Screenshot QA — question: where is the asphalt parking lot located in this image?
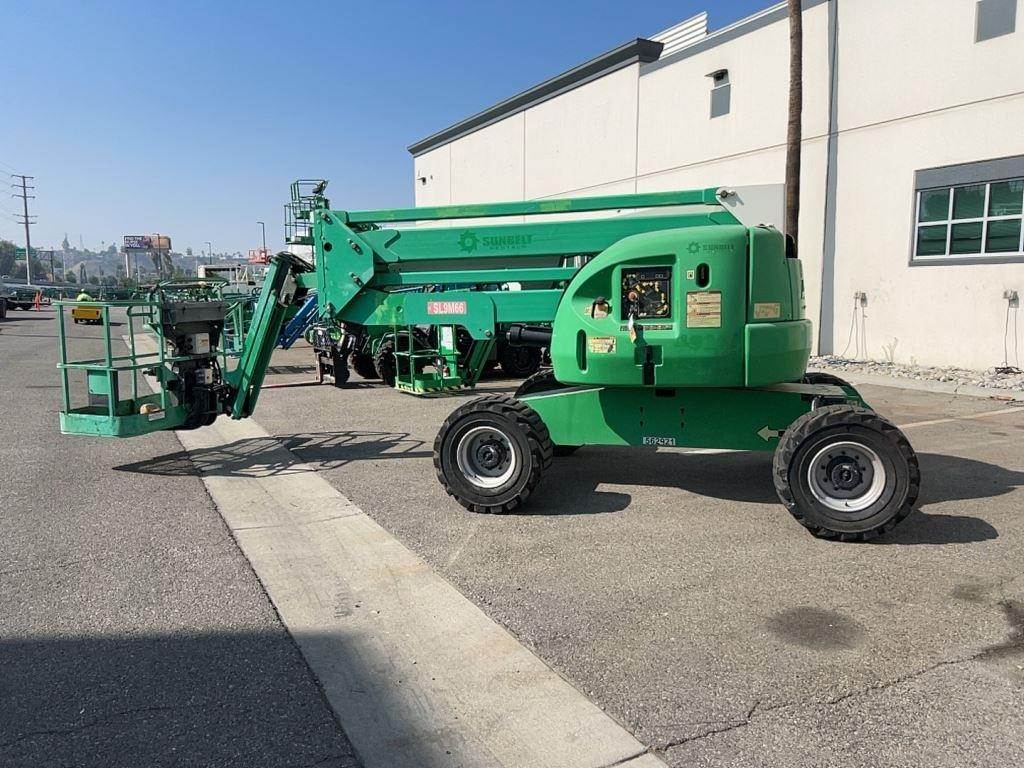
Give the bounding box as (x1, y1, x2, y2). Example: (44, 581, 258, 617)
(217, 343, 1023, 767)
(3, 309, 1023, 767)
(0, 308, 360, 768)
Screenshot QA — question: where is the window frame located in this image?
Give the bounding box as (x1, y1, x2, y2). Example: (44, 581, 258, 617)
(909, 157, 1024, 266)
(708, 69, 730, 119)
(975, 0, 1017, 43)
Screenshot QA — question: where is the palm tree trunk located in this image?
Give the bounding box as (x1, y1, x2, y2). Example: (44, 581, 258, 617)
(785, 0, 804, 247)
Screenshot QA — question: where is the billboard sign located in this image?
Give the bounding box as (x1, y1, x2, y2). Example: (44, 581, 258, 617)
(124, 234, 171, 250)
(124, 235, 151, 250)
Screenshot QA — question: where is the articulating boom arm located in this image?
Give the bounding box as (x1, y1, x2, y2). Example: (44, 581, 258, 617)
(223, 252, 313, 419)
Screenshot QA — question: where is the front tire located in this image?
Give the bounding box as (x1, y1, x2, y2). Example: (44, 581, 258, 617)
(773, 405, 919, 541)
(515, 369, 579, 456)
(434, 395, 552, 514)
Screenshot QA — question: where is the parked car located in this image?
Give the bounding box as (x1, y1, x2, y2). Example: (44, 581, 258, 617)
(6, 286, 41, 311)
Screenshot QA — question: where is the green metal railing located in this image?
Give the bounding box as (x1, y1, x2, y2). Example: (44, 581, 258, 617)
(55, 277, 236, 437)
(55, 298, 194, 436)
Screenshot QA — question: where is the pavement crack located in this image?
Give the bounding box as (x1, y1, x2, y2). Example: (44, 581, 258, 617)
(655, 699, 761, 751)
(596, 747, 652, 768)
(0, 706, 175, 751)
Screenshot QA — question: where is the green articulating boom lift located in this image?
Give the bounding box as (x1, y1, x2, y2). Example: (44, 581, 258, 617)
(56, 182, 919, 540)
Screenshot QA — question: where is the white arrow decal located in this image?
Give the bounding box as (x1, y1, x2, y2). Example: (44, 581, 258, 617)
(757, 425, 784, 441)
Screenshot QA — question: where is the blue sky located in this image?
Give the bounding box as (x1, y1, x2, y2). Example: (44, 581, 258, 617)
(0, 0, 773, 256)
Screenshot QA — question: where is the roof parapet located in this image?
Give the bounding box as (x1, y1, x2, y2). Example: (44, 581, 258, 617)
(407, 37, 664, 157)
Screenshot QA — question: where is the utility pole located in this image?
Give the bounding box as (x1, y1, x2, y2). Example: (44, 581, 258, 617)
(784, 0, 803, 246)
(10, 174, 36, 286)
(257, 221, 266, 254)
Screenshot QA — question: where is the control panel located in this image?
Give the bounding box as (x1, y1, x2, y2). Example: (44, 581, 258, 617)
(620, 267, 672, 320)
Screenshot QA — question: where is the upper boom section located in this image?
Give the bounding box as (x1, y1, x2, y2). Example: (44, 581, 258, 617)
(344, 187, 725, 225)
(293, 181, 747, 327)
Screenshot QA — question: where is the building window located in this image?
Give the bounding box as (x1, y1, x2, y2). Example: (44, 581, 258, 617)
(708, 70, 730, 118)
(913, 176, 1024, 263)
(976, 0, 1017, 42)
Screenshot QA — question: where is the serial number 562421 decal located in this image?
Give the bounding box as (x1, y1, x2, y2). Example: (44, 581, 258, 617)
(641, 436, 677, 446)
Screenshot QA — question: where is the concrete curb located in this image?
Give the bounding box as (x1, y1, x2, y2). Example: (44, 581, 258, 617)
(808, 368, 1024, 402)
(128, 334, 666, 768)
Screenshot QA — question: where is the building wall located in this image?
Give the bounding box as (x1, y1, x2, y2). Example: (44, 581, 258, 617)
(413, 0, 1024, 370)
(828, 0, 1024, 368)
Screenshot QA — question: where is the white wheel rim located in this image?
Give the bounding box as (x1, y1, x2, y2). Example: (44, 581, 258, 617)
(456, 426, 518, 489)
(807, 440, 886, 513)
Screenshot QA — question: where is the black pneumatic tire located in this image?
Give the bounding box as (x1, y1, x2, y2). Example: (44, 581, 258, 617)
(373, 331, 425, 388)
(434, 395, 553, 514)
(514, 368, 558, 397)
(373, 339, 398, 387)
(351, 351, 378, 380)
(498, 343, 543, 378)
(773, 404, 919, 541)
(514, 370, 579, 456)
(802, 372, 852, 389)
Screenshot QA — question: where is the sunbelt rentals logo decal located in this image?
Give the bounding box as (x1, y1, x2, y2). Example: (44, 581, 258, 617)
(687, 240, 735, 254)
(458, 229, 533, 254)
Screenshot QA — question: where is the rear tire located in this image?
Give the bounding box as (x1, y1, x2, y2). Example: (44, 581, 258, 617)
(374, 331, 425, 387)
(434, 395, 552, 513)
(351, 351, 378, 380)
(802, 371, 852, 389)
(498, 344, 542, 378)
(773, 404, 919, 541)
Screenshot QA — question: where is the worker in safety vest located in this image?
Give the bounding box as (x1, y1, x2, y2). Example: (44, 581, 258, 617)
(76, 290, 93, 301)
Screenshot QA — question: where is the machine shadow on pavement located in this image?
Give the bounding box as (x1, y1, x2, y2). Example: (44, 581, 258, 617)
(117, 431, 1017, 545)
(115, 430, 432, 478)
(538, 448, 1014, 544)
(0, 630, 362, 768)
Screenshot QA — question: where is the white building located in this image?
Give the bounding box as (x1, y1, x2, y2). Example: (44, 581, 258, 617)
(407, 0, 1023, 370)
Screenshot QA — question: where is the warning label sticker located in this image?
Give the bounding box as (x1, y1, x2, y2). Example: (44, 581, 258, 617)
(427, 300, 467, 315)
(754, 302, 781, 320)
(686, 291, 722, 328)
(588, 336, 616, 354)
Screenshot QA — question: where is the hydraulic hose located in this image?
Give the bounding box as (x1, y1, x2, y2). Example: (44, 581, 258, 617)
(504, 325, 553, 347)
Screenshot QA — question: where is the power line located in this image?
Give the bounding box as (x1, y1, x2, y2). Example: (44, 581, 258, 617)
(10, 174, 37, 286)
(0, 158, 24, 175)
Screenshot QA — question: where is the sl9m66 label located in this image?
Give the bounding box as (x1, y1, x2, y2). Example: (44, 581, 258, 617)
(427, 300, 467, 315)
